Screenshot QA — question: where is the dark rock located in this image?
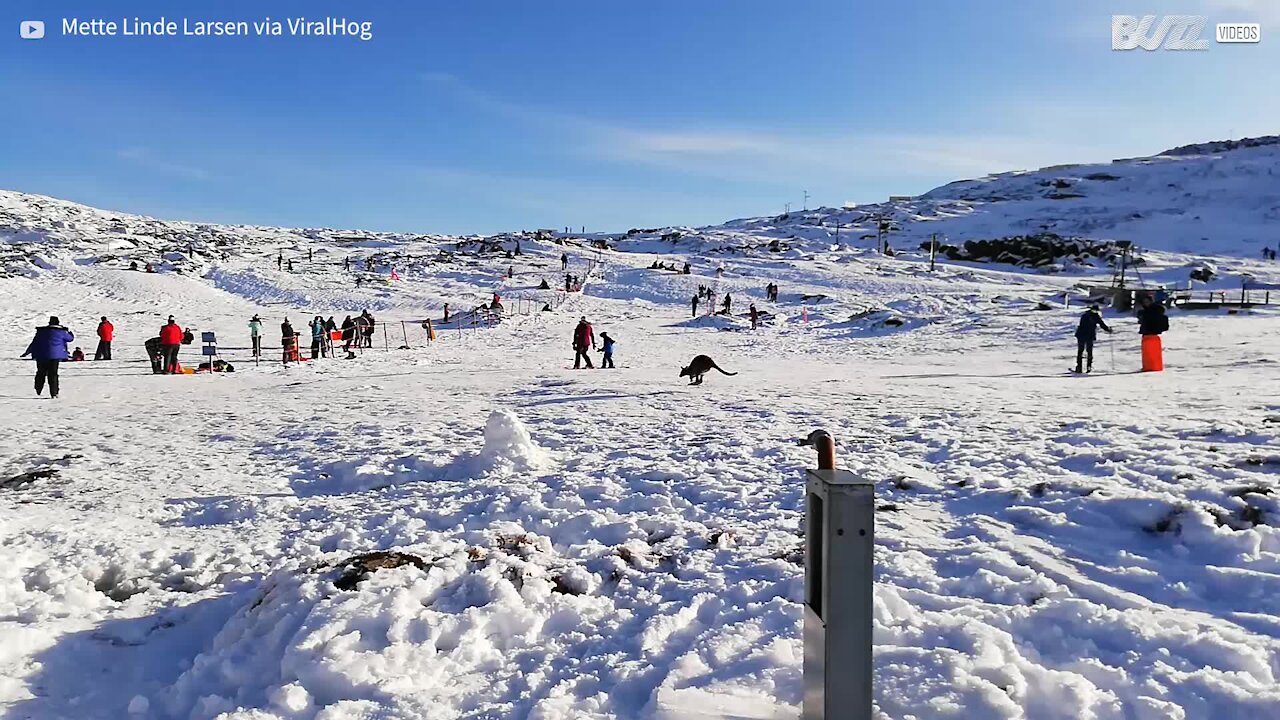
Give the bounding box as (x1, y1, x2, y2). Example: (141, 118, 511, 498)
(1, 468, 56, 491)
(334, 551, 426, 591)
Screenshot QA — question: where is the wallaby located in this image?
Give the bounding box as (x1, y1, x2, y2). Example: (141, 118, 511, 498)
(679, 354, 737, 385)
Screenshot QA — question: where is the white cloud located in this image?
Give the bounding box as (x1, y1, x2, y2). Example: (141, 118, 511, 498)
(116, 147, 210, 181)
(419, 73, 1099, 189)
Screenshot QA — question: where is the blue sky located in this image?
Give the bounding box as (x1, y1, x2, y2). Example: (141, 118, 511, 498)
(2, 0, 1275, 234)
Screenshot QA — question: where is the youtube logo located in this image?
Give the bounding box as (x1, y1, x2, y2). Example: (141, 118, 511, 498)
(20, 20, 45, 39)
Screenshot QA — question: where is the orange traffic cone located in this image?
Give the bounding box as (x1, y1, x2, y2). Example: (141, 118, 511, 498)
(1141, 335, 1163, 372)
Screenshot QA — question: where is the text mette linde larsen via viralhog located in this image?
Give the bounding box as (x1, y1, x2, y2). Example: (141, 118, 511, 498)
(61, 16, 374, 40)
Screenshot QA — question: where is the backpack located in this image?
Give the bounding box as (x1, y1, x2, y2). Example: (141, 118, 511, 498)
(1157, 312, 1169, 334)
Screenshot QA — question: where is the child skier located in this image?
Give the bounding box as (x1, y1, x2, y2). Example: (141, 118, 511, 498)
(599, 332, 616, 369)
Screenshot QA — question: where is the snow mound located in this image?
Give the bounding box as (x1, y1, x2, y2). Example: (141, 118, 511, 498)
(476, 409, 548, 475)
(673, 314, 750, 331)
(159, 548, 612, 720)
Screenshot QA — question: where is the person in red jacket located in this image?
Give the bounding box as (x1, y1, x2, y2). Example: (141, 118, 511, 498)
(572, 316, 596, 369)
(158, 316, 184, 374)
(95, 316, 114, 360)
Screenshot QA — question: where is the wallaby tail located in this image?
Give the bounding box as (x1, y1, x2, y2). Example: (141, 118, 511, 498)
(711, 362, 737, 376)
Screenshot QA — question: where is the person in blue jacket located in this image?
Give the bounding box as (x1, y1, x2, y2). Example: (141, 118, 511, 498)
(21, 316, 74, 398)
(599, 332, 616, 369)
(1073, 304, 1112, 374)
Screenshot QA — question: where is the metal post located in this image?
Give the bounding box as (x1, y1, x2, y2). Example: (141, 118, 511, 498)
(798, 430, 873, 720)
(929, 234, 937, 272)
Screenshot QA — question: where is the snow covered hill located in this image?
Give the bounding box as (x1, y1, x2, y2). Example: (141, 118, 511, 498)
(1, 138, 1278, 720)
(616, 136, 1280, 264)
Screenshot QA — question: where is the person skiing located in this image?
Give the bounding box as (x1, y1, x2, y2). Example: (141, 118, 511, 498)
(325, 316, 337, 355)
(599, 332, 616, 369)
(277, 253, 283, 270)
(95, 316, 114, 360)
(561, 253, 568, 271)
(308, 248, 314, 262)
(565, 274, 572, 292)
(1073, 304, 1112, 374)
(683, 262, 691, 274)
(309, 316, 326, 359)
(158, 316, 184, 374)
(21, 316, 74, 398)
(144, 336, 163, 374)
(1137, 294, 1169, 372)
(281, 317, 296, 364)
(572, 316, 596, 369)
(248, 314, 263, 358)
(750, 303, 759, 330)
(692, 294, 700, 318)
(722, 293, 732, 315)
(345, 256, 351, 271)
(286, 259, 294, 272)
(443, 304, 451, 324)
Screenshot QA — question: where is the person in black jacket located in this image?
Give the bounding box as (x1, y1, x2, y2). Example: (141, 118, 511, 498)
(1137, 295, 1168, 336)
(281, 318, 296, 365)
(144, 337, 164, 374)
(1136, 294, 1170, 372)
(1073, 304, 1112, 373)
(341, 315, 357, 356)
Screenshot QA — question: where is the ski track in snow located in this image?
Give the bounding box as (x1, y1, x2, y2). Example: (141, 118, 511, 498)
(1, 170, 1279, 720)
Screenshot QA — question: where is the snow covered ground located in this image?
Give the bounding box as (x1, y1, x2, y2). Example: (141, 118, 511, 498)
(1, 140, 1278, 720)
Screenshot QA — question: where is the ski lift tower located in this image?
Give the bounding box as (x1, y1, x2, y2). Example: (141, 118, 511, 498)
(1111, 241, 1144, 311)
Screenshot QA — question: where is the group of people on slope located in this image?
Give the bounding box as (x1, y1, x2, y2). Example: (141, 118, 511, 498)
(20, 314, 193, 398)
(265, 311, 376, 365)
(1073, 294, 1169, 374)
(690, 289, 735, 318)
(571, 317, 616, 369)
(21, 316, 114, 383)
(649, 260, 691, 274)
